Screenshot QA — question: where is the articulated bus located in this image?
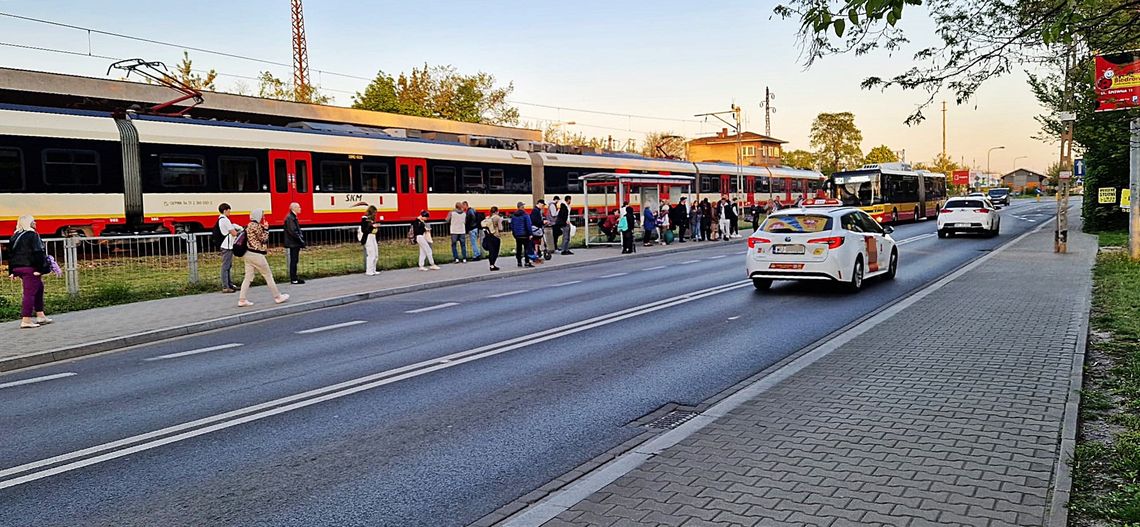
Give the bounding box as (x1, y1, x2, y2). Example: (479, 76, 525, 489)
(829, 163, 947, 224)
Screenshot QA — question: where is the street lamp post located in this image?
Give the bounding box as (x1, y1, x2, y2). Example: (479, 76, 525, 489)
(1012, 155, 1028, 170)
(987, 146, 1006, 187)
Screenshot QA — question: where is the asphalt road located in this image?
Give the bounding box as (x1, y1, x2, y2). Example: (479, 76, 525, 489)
(0, 199, 1062, 527)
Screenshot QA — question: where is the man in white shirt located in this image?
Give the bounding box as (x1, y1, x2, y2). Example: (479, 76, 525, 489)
(216, 203, 240, 293)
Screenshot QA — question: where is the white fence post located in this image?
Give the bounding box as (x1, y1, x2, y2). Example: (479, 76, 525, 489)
(186, 233, 199, 285)
(64, 237, 79, 296)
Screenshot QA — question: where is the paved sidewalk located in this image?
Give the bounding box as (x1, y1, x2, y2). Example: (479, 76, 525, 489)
(533, 224, 1095, 526)
(0, 237, 729, 372)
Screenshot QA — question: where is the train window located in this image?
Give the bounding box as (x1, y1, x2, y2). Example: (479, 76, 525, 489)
(414, 165, 425, 193)
(43, 149, 100, 186)
(790, 179, 803, 192)
(567, 172, 581, 193)
(729, 177, 739, 193)
(0, 148, 24, 191)
(361, 163, 390, 192)
(431, 166, 456, 193)
(488, 169, 505, 191)
(462, 167, 484, 192)
(159, 155, 207, 188)
(295, 159, 309, 193)
(758, 176, 770, 193)
(219, 157, 259, 192)
(319, 161, 352, 192)
(700, 175, 720, 193)
(274, 158, 288, 193)
(771, 177, 787, 193)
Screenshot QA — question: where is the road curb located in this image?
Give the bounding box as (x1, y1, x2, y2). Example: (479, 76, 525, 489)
(0, 239, 726, 373)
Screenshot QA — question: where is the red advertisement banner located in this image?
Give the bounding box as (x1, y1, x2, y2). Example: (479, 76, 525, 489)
(952, 170, 970, 186)
(1096, 51, 1140, 112)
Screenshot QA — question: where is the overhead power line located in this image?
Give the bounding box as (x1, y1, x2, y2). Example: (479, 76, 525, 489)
(510, 100, 702, 124)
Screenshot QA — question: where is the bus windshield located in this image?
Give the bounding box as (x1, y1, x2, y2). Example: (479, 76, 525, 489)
(831, 171, 880, 207)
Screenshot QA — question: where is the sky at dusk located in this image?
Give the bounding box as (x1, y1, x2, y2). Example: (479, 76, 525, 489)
(0, 0, 1060, 174)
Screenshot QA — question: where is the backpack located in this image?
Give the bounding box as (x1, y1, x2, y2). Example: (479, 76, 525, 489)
(617, 216, 628, 231)
(231, 231, 248, 257)
(211, 215, 225, 245)
(407, 223, 417, 245)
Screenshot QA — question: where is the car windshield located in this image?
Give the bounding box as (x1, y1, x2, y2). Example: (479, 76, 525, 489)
(761, 214, 833, 233)
(988, 189, 1009, 196)
(946, 199, 985, 208)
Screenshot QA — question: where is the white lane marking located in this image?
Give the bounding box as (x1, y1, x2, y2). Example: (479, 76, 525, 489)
(738, 250, 747, 254)
(550, 280, 582, 287)
(488, 289, 529, 298)
(642, 266, 666, 271)
(295, 320, 367, 334)
(0, 372, 77, 390)
(707, 255, 727, 260)
(0, 280, 751, 490)
(405, 302, 460, 314)
(727, 316, 740, 321)
(502, 213, 1057, 527)
(599, 272, 628, 278)
(144, 343, 244, 361)
(680, 260, 701, 265)
(897, 233, 936, 245)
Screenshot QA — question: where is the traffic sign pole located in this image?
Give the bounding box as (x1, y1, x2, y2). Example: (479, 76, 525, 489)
(1130, 118, 1140, 260)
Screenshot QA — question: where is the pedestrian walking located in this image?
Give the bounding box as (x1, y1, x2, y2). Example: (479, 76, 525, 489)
(238, 209, 289, 307)
(360, 205, 379, 276)
(284, 202, 306, 284)
(510, 202, 535, 268)
(620, 204, 637, 254)
(446, 202, 469, 263)
(7, 215, 54, 328)
(464, 201, 482, 261)
(214, 203, 240, 293)
(558, 195, 574, 255)
(642, 206, 657, 247)
(542, 198, 556, 259)
(699, 198, 712, 241)
(413, 210, 440, 271)
(727, 199, 740, 238)
(481, 206, 503, 271)
(717, 199, 730, 241)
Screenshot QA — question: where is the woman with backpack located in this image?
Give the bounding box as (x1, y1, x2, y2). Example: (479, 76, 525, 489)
(620, 204, 636, 254)
(481, 206, 503, 271)
(7, 215, 54, 329)
(237, 209, 289, 307)
(413, 210, 440, 271)
(360, 205, 379, 276)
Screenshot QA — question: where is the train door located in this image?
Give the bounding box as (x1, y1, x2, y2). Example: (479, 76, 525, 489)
(745, 177, 756, 207)
(720, 175, 731, 198)
(396, 157, 427, 219)
(269, 150, 313, 223)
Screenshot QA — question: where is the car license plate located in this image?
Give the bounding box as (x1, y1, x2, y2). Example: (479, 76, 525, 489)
(769, 263, 804, 270)
(772, 244, 805, 255)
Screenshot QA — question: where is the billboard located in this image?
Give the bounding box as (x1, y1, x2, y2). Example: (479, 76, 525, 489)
(952, 170, 970, 185)
(1095, 51, 1140, 112)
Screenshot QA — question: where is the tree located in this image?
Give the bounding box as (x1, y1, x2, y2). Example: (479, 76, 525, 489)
(151, 51, 217, 91)
(639, 131, 687, 159)
(256, 71, 332, 104)
(864, 145, 899, 165)
(914, 153, 961, 176)
(809, 112, 864, 175)
(783, 149, 816, 170)
(352, 64, 519, 125)
(542, 124, 608, 149)
(773, 0, 1140, 124)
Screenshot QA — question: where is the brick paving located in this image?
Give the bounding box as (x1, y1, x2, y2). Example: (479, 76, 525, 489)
(545, 225, 1096, 526)
(0, 238, 721, 371)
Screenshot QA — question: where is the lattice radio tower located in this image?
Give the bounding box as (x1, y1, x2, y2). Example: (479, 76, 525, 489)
(291, 0, 311, 102)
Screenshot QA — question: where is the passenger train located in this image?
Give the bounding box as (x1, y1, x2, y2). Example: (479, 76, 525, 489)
(0, 104, 825, 237)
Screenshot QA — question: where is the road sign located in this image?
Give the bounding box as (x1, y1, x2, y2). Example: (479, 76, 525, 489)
(952, 170, 970, 185)
(1075, 158, 1086, 178)
(1059, 170, 1072, 180)
(1100, 187, 1117, 204)
(1058, 111, 1077, 122)
(1123, 189, 1132, 209)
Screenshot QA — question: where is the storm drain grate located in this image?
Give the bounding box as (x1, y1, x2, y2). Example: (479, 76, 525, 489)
(645, 410, 700, 430)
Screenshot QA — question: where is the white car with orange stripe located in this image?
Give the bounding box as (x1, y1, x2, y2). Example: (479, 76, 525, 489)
(746, 205, 898, 292)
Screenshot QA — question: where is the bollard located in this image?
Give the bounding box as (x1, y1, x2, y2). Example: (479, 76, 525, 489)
(186, 233, 199, 285)
(64, 237, 79, 296)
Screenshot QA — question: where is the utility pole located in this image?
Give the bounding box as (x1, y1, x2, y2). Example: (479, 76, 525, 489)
(1056, 45, 1076, 254)
(941, 101, 947, 160)
(695, 105, 745, 201)
(291, 0, 311, 102)
(1130, 118, 1140, 259)
(761, 88, 776, 137)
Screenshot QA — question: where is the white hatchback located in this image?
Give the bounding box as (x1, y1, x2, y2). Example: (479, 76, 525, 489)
(937, 197, 999, 238)
(746, 207, 898, 292)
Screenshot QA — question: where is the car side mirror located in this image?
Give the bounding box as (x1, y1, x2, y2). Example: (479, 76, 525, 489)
(883, 226, 894, 234)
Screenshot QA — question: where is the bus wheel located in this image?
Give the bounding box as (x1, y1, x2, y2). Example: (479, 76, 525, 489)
(913, 207, 920, 221)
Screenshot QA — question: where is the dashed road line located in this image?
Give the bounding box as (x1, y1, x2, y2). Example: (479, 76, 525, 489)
(144, 343, 244, 361)
(295, 320, 367, 334)
(727, 316, 740, 321)
(707, 255, 727, 260)
(550, 280, 583, 287)
(488, 289, 529, 298)
(680, 260, 701, 265)
(600, 272, 628, 278)
(642, 266, 666, 271)
(405, 302, 460, 314)
(897, 233, 936, 245)
(0, 372, 77, 390)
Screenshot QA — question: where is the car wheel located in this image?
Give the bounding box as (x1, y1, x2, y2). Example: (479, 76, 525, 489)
(752, 278, 772, 291)
(886, 249, 898, 280)
(991, 219, 1000, 237)
(846, 257, 865, 293)
(938, 230, 947, 239)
